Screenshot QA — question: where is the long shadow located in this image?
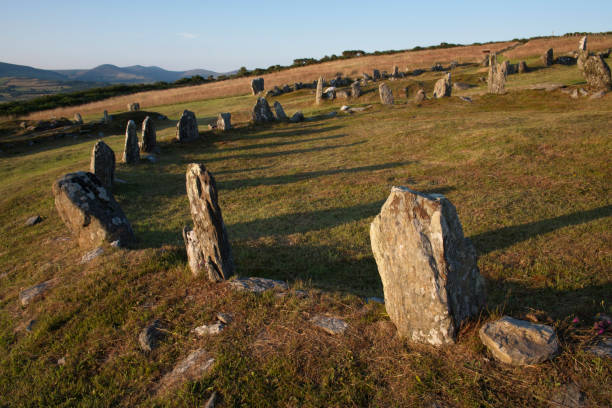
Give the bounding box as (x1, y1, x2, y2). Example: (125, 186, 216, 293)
(218, 161, 413, 191)
(209, 133, 347, 153)
(224, 125, 343, 142)
(470, 205, 612, 254)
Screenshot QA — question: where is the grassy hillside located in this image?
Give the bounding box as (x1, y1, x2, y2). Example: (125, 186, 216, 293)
(0, 55, 610, 406)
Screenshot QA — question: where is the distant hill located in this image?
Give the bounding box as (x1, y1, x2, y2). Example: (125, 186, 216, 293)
(0, 62, 68, 81)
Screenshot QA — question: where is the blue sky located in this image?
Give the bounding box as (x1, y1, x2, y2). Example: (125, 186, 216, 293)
(1, 0, 611, 72)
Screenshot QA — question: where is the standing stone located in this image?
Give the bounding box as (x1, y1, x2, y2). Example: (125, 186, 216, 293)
(273, 101, 288, 121)
(433, 73, 452, 98)
(579, 35, 587, 52)
(542, 48, 553, 66)
(185, 163, 234, 281)
(103, 110, 109, 124)
(74, 113, 83, 124)
(216, 113, 231, 130)
(379, 83, 393, 105)
(487, 54, 506, 94)
(53, 172, 134, 248)
(518, 61, 528, 74)
(351, 81, 361, 98)
(581, 55, 612, 91)
(251, 78, 264, 95)
(578, 36, 589, 71)
(392, 65, 399, 78)
(499, 60, 510, 76)
(370, 187, 486, 345)
(90, 141, 115, 188)
(252, 97, 275, 123)
(122, 120, 139, 164)
(140, 116, 156, 153)
(373, 69, 381, 81)
(315, 76, 324, 105)
(414, 89, 426, 103)
(176, 110, 199, 142)
(128, 102, 140, 112)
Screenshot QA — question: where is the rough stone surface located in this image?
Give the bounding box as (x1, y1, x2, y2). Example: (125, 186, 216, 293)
(216, 113, 231, 130)
(25, 215, 43, 226)
(128, 102, 140, 112)
(216, 312, 233, 324)
(487, 54, 507, 94)
(159, 349, 215, 393)
(183, 226, 205, 276)
(311, 315, 348, 335)
(479, 316, 559, 365)
(414, 89, 426, 103)
(542, 48, 553, 66)
(581, 55, 612, 91)
(370, 187, 486, 345)
(19, 280, 53, 306)
(251, 77, 264, 95)
(194, 322, 225, 336)
(379, 83, 393, 105)
(74, 113, 83, 124)
(122, 120, 140, 164)
(204, 391, 218, 408)
(90, 141, 115, 188)
(289, 111, 304, 123)
(53, 172, 134, 248)
(229, 277, 288, 293)
(433, 73, 452, 98)
(585, 337, 612, 358)
(176, 110, 199, 142)
(185, 164, 234, 281)
(550, 383, 587, 408)
(351, 81, 361, 98)
(139, 319, 163, 352)
(140, 116, 157, 152)
(518, 61, 528, 73)
(373, 69, 381, 80)
(80, 247, 104, 263)
(103, 110, 109, 124)
(273, 101, 288, 121)
(579, 36, 587, 52)
(392, 65, 399, 78)
(315, 76, 324, 105)
(252, 97, 275, 123)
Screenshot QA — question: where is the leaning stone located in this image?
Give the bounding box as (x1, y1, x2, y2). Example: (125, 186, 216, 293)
(542, 48, 553, 66)
(310, 315, 348, 335)
(19, 280, 53, 306)
(289, 111, 304, 123)
(251, 78, 264, 95)
(139, 319, 163, 352)
(252, 97, 275, 123)
(414, 89, 426, 103)
(80, 247, 104, 263)
(185, 164, 234, 281)
(581, 55, 612, 91)
(53, 172, 134, 248)
(216, 113, 231, 130)
(351, 81, 361, 98)
(315, 76, 324, 105)
(229, 277, 288, 293)
(479, 316, 559, 365)
(379, 83, 393, 105)
(585, 338, 612, 358)
(370, 187, 486, 345)
(158, 349, 215, 394)
(433, 73, 452, 98)
(194, 322, 225, 336)
(74, 113, 83, 124)
(140, 116, 157, 153)
(122, 120, 140, 164)
(176, 110, 199, 142)
(25, 215, 42, 226)
(273, 101, 288, 121)
(90, 141, 115, 188)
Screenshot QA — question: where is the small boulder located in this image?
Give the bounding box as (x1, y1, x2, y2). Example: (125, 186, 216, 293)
(351, 81, 361, 98)
(273, 101, 288, 121)
(25, 215, 42, 226)
(310, 315, 348, 335)
(379, 83, 394, 105)
(19, 280, 53, 306)
(140, 116, 157, 153)
(74, 113, 83, 124)
(80, 247, 104, 263)
(90, 141, 115, 188)
(414, 89, 426, 103)
(176, 110, 199, 142)
(518, 61, 528, 73)
(216, 112, 231, 130)
(127, 102, 140, 112)
(194, 322, 225, 336)
(158, 349, 215, 394)
(139, 320, 164, 352)
(433, 73, 452, 98)
(373, 69, 381, 81)
(252, 97, 275, 123)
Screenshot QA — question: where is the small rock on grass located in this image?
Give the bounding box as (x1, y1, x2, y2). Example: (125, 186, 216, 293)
(229, 277, 288, 293)
(216, 312, 233, 324)
(25, 215, 42, 226)
(19, 280, 54, 306)
(310, 315, 348, 335)
(194, 322, 225, 336)
(139, 320, 164, 352)
(80, 247, 104, 264)
(158, 349, 215, 394)
(586, 337, 611, 358)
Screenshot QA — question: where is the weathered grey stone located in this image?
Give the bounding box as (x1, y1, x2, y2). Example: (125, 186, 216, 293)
(315, 76, 324, 105)
(433, 73, 452, 98)
(414, 89, 426, 103)
(311, 315, 348, 335)
(74, 113, 83, 124)
(273, 101, 287, 121)
(80, 247, 104, 263)
(585, 337, 612, 358)
(216, 112, 231, 130)
(140, 116, 156, 152)
(379, 83, 393, 105)
(392, 65, 399, 78)
(19, 280, 53, 306)
(556, 56, 576, 66)
(479, 316, 559, 365)
(251, 77, 264, 95)
(370, 187, 486, 345)
(581, 55, 612, 91)
(139, 319, 163, 352)
(176, 110, 199, 142)
(122, 120, 139, 164)
(128, 102, 140, 112)
(183, 225, 205, 276)
(518, 61, 528, 73)
(289, 111, 304, 123)
(542, 48, 553, 66)
(185, 164, 234, 281)
(431, 63, 444, 72)
(90, 141, 115, 189)
(53, 172, 134, 248)
(252, 97, 275, 123)
(229, 277, 288, 293)
(158, 349, 215, 393)
(103, 110, 109, 124)
(351, 81, 361, 98)
(25, 215, 42, 226)
(373, 69, 381, 80)
(487, 54, 506, 94)
(194, 322, 225, 336)
(579, 36, 587, 52)
(216, 312, 232, 324)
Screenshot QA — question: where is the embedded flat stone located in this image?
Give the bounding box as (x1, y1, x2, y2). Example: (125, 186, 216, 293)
(310, 315, 348, 335)
(158, 349, 215, 393)
(194, 322, 225, 336)
(19, 280, 54, 306)
(229, 277, 288, 293)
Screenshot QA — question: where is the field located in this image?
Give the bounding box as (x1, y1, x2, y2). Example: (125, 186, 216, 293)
(0, 77, 100, 103)
(0, 44, 611, 406)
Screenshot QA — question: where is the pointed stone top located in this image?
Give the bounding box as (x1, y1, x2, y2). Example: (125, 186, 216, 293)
(579, 36, 588, 52)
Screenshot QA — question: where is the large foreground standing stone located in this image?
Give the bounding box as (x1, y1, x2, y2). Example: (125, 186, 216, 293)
(581, 55, 612, 91)
(379, 83, 393, 105)
(479, 316, 559, 365)
(315, 76, 324, 105)
(140, 116, 156, 153)
(90, 140, 115, 188)
(433, 73, 452, 98)
(53, 172, 134, 248)
(176, 110, 199, 142)
(122, 120, 140, 164)
(370, 187, 486, 345)
(252, 97, 275, 123)
(185, 163, 234, 281)
(251, 77, 264, 95)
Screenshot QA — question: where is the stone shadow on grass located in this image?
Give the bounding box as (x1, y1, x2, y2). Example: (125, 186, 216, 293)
(208, 133, 348, 153)
(223, 124, 344, 142)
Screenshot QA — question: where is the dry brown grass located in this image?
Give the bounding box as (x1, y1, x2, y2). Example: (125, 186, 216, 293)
(505, 34, 612, 60)
(25, 41, 516, 120)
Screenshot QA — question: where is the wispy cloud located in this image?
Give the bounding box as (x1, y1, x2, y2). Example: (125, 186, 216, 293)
(177, 32, 197, 39)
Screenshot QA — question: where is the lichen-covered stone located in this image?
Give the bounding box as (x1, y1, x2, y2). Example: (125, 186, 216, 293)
(140, 116, 156, 152)
(251, 77, 264, 95)
(273, 101, 287, 121)
(176, 110, 199, 142)
(53, 171, 134, 248)
(90, 140, 115, 188)
(216, 113, 231, 130)
(370, 187, 486, 345)
(542, 48, 553, 66)
(315, 76, 324, 105)
(122, 120, 139, 164)
(351, 81, 361, 98)
(487, 54, 506, 94)
(379, 83, 393, 105)
(158, 349, 215, 394)
(185, 164, 234, 281)
(252, 97, 275, 123)
(229, 277, 288, 293)
(311, 315, 348, 335)
(581, 55, 612, 91)
(433, 73, 452, 98)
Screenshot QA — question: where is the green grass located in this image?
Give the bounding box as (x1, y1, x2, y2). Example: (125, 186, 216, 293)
(0, 61, 610, 407)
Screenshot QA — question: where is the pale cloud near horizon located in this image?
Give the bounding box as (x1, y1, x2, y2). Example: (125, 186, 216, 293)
(177, 32, 197, 39)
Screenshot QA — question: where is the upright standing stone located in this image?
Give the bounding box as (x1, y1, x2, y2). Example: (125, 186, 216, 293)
(499, 60, 510, 76)
(370, 187, 486, 345)
(74, 113, 83, 124)
(216, 113, 231, 130)
(433, 73, 452, 98)
(578, 36, 588, 71)
(273, 101, 288, 121)
(103, 110, 109, 124)
(351, 81, 361, 98)
(392, 65, 399, 78)
(252, 97, 275, 123)
(414, 89, 426, 103)
(122, 120, 139, 164)
(542, 48, 553, 66)
(315, 76, 324, 105)
(184, 163, 234, 281)
(128, 102, 140, 112)
(488, 54, 506, 94)
(251, 78, 264, 95)
(373, 69, 381, 81)
(379, 83, 393, 105)
(140, 116, 156, 153)
(53, 172, 134, 248)
(176, 110, 199, 142)
(579, 36, 587, 53)
(90, 141, 115, 188)
(581, 55, 612, 91)
(518, 61, 528, 74)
